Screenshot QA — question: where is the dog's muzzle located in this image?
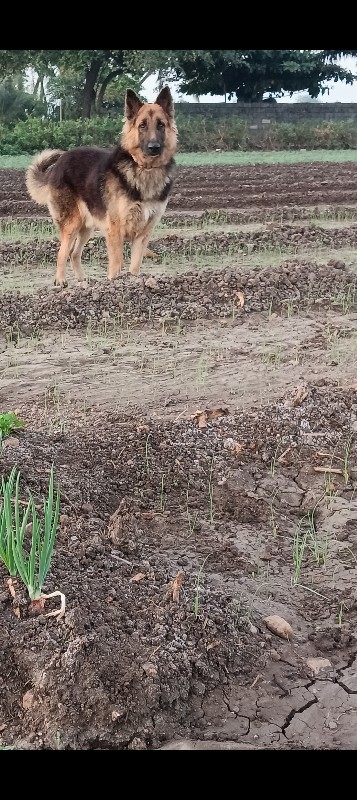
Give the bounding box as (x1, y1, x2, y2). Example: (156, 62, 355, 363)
(146, 142, 162, 156)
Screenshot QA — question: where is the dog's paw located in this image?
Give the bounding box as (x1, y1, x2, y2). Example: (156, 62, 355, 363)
(145, 248, 157, 259)
(53, 279, 68, 289)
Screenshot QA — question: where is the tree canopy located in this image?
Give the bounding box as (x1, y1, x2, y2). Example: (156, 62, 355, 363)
(0, 50, 356, 119)
(163, 50, 357, 102)
(0, 50, 164, 118)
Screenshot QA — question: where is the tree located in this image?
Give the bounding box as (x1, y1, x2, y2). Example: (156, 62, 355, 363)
(162, 50, 357, 102)
(323, 51, 357, 59)
(0, 51, 31, 78)
(0, 50, 167, 118)
(41, 50, 165, 118)
(0, 51, 56, 116)
(0, 77, 46, 122)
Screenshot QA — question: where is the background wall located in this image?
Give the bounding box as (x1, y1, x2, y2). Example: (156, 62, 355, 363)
(177, 103, 357, 130)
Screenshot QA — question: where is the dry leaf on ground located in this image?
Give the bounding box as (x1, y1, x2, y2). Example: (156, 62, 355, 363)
(2, 437, 19, 449)
(191, 411, 208, 429)
(191, 407, 229, 429)
(233, 442, 243, 454)
(313, 466, 344, 475)
(284, 385, 308, 408)
(233, 290, 245, 307)
(22, 691, 35, 711)
(130, 572, 146, 583)
(277, 446, 291, 464)
(171, 570, 184, 603)
(206, 639, 221, 651)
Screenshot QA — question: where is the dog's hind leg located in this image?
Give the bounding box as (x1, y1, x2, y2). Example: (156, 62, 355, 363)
(55, 214, 82, 286)
(69, 226, 93, 282)
(145, 247, 157, 259)
(55, 235, 77, 287)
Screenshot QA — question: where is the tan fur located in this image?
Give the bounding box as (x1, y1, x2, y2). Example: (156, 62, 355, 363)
(25, 90, 177, 286)
(26, 149, 64, 206)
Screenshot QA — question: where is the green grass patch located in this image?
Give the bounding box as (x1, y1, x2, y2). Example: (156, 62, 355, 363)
(0, 219, 56, 241)
(177, 150, 357, 166)
(0, 155, 32, 169)
(3, 149, 357, 171)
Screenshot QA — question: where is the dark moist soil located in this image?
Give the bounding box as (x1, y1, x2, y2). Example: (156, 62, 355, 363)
(4, 206, 357, 229)
(2, 162, 357, 215)
(0, 384, 357, 750)
(0, 259, 354, 334)
(1, 223, 357, 269)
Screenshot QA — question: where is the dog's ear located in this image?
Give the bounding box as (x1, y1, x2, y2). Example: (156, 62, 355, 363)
(125, 89, 143, 120)
(155, 86, 174, 118)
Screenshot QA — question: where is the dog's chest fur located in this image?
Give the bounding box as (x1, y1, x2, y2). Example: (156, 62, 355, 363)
(102, 156, 174, 239)
(121, 160, 172, 201)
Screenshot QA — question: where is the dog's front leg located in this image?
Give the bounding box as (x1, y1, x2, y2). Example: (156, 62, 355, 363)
(106, 221, 124, 280)
(130, 219, 158, 275)
(129, 236, 148, 275)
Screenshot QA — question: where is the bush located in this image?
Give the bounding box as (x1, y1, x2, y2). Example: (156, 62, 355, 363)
(175, 114, 249, 152)
(258, 121, 357, 151)
(0, 118, 122, 155)
(0, 115, 357, 154)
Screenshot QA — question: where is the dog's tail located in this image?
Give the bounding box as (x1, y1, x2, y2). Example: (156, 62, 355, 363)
(26, 149, 64, 205)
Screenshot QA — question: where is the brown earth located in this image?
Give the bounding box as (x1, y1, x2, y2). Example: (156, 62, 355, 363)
(1, 224, 357, 268)
(0, 162, 357, 751)
(1, 162, 357, 215)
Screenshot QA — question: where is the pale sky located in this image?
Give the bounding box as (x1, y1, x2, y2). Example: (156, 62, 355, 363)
(143, 55, 357, 104)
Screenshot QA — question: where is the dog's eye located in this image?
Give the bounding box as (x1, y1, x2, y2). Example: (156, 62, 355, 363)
(157, 120, 165, 129)
(139, 121, 147, 130)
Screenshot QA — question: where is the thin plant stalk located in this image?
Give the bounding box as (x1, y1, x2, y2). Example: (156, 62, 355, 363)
(193, 555, 210, 618)
(0, 466, 19, 576)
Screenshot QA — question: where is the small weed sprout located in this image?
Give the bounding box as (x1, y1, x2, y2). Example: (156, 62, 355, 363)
(270, 505, 278, 537)
(186, 487, 199, 537)
(343, 435, 353, 485)
(292, 524, 308, 584)
(208, 457, 215, 523)
(193, 555, 210, 619)
(160, 474, 166, 512)
(337, 602, 347, 627)
(145, 433, 152, 477)
(270, 446, 279, 476)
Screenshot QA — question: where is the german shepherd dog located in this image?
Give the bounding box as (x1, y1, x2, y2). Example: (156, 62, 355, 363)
(26, 87, 177, 286)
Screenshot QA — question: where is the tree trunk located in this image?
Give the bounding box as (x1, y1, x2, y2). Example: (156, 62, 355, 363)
(39, 79, 45, 102)
(82, 59, 101, 118)
(139, 71, 151, 87)
(96, 68, 123, 114)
